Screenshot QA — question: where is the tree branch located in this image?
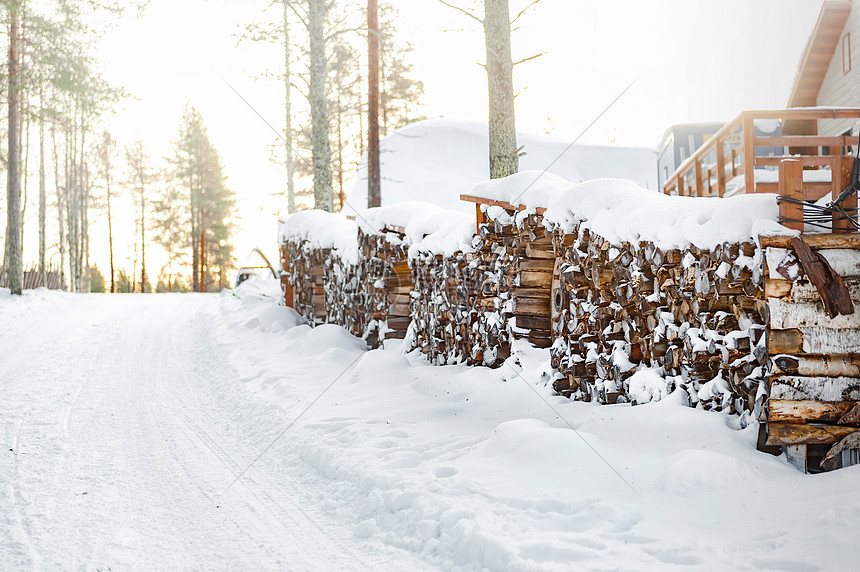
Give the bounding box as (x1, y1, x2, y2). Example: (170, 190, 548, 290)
(438, 1, 483, 24)
(511, 0, 541, 25)
(512, 52, 544, 66)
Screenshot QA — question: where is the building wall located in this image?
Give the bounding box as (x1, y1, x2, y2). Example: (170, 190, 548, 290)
(818, 2, 860, 139)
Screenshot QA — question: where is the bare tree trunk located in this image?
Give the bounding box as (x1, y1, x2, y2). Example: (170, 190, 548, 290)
(484, 0, 518, 179)
(101, 131, 116, 293)
(5, 0, 23, 294)
(367, 0, 381, 208)
(39, 89, 46, 287)
(199, 209, 206, 293)
(308, 0, 333, 212)
(52, 122, 66, 290)
(283, 0, 296, 214)
(336, 89, 345, 211)
(140, 182, 146, 293)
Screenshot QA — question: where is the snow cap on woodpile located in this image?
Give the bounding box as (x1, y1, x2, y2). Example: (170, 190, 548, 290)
(469, 171, 793, 250)
(278, 209, 359, 263)
(469, 170, 570, 211)
(355, 201, 475, 258)
(542, 178, 791, 250)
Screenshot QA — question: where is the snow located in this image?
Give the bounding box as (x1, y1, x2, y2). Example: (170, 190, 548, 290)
(470, 174, 791, 249)
(277, 209, 358, 263)
(342, 118, 656, 217)
(3, 288, 859, 570)
(353, 200, 476, 257)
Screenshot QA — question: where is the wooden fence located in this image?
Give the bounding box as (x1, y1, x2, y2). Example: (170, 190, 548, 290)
(0, 266, 63, 290)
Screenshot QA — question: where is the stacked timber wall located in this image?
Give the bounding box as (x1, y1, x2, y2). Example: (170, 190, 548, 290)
(762, 234, 860, 472)
(279, 199, 860, 471)
(282, 226, 412, 347)
(547, 221, 767, 411)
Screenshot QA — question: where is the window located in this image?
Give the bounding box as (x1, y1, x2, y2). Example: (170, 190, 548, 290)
(843, 33, 852, 75)
(843, 128, 853, 155)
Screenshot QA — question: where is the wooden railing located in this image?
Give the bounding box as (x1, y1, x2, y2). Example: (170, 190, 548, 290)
(662, 108, 860, 199)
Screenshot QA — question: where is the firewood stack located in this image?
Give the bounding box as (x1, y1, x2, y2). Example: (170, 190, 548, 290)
(326, 227, 413, 347)
(761, 234, 860, 472)
(409, 212, 515, 366)
(547, 221, 768, 413)
(282, 239, 330, 325)
(512, 213, 554, 348)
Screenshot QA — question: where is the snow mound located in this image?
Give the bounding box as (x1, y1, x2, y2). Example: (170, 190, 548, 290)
(343, 118, 656, 217)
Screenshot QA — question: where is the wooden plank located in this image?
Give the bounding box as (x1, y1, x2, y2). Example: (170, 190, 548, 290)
(514, 297, 551, 316)
(715, 136, 726, 197)
(778, 160, 803, 231)
(766, 422, 860, 446)
(519, 270, 553, 288)
(755, 155, 842, 167)
(755, 135, 851, 147)
(516, 315, 551, 330)
(833, 156, 857, 232)
(518, 259, 555, 271)
(767, 400, 855, 424)
(760, 234, 860, 250)
(743, 113, 755, 194)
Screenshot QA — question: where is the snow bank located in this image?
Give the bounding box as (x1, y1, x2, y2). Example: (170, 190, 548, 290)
(278, 209, 358, 263)
(213, 290, 860, 571)
(343, 118, 656, 217)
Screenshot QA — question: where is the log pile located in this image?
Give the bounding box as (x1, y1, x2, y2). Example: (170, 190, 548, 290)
(325, 227, 413, 347)
(761, 234, 860, 472)
(281, 227, 413, 347)
(282, 239, 329, 324)
(547, 222, 768, 413)
(409, 213, 514, 366)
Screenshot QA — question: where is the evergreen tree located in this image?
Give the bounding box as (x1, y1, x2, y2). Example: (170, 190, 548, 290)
(170, 107, 237, 292)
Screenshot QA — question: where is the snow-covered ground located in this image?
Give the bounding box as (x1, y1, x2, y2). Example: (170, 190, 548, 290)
(2, 284, 859, 570)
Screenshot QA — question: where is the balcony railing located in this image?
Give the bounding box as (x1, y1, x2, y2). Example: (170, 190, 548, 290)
(662, 108, 860, 232)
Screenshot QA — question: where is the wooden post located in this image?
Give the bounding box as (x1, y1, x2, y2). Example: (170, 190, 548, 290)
(475, 203, 488, 234)
(832, 156, 857, 232)
(694, 158, 703, 198)
(716, 136, 726, 197)
(779, 159, 804, 232)
(743, 113, 756, 194)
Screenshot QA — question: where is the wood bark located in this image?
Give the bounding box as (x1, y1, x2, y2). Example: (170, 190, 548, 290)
(5, 1, 22, 295)
(283, 0, 296, 214)
(367, 0, 381, 208)
(483, 0, 518, 179)
(308, 0, 334, 212)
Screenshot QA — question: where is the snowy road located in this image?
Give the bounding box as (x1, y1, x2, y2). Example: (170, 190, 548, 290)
(0, 293, 430, 571)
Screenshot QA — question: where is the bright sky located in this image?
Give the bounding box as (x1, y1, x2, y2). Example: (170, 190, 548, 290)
(73, 0, 825, 279)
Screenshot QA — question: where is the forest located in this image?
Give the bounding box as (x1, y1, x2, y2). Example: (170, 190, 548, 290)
(0, 0, 425, 294)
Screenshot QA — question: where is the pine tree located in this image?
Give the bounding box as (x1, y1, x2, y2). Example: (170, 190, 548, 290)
(170, 107, 237, 292)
